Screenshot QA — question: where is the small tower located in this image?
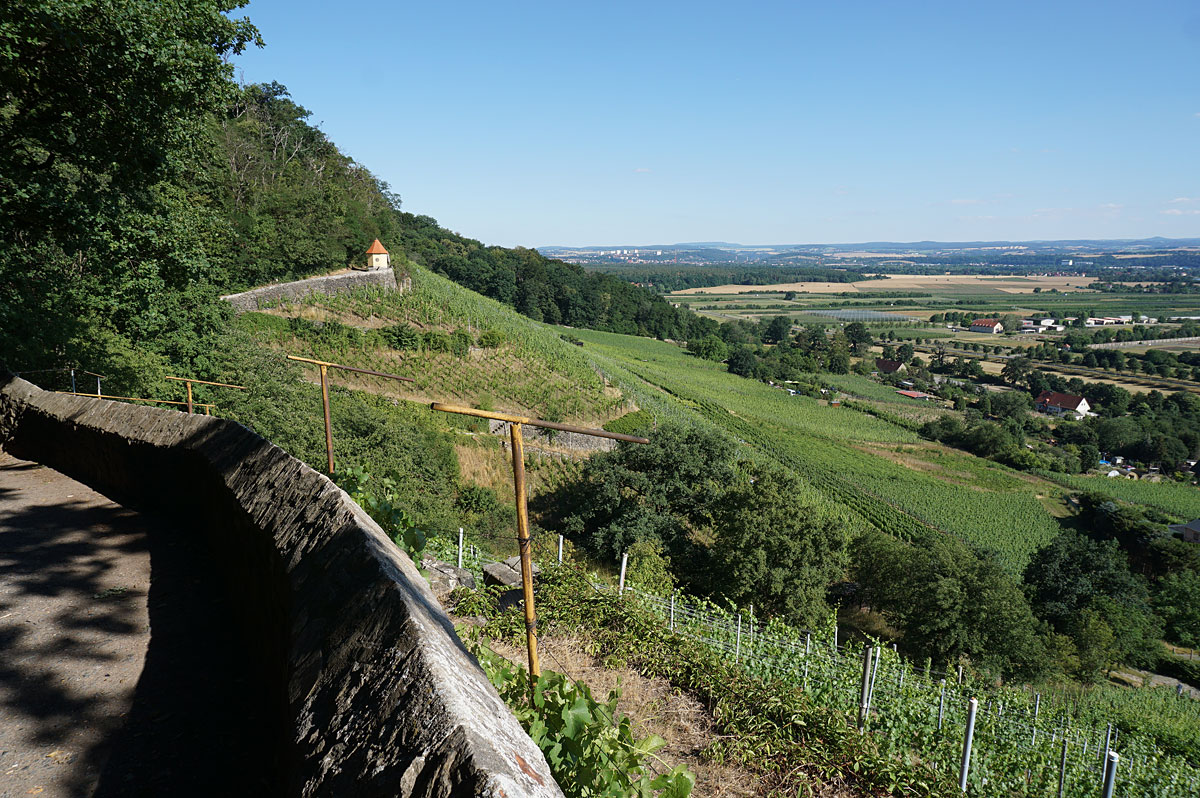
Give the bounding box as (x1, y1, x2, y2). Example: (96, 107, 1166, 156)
(364, 238, 390, 270)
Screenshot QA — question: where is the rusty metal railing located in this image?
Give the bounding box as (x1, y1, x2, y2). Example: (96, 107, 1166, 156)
(430, 402, 649, 696)
(285, 355, 415, 474)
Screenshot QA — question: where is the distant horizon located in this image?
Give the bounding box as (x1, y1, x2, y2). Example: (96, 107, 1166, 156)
(536, 235, 1200, 252)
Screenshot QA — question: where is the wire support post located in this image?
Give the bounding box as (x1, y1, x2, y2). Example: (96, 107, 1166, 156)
(959, 697, 978, 793)
(510, 422, 541, 698)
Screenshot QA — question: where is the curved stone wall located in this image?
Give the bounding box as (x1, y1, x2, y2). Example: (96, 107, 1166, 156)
(221, 267, 407, 313)
(0, 374, 562, 798)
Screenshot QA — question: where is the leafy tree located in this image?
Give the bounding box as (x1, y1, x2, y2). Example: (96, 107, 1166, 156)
(843, 322, 873, 354)
(1155, 570, 1200, 648)
(1001, 356, 1033, 387)
(542, 424, 736, 583)
(855, 531, 1046, 678)
(688, 334, 728, 362)
(0, 0, 259, 382)
(711, 464, 852, 626)
(726, 346, 758, 377)
(763, 315, 792, 344)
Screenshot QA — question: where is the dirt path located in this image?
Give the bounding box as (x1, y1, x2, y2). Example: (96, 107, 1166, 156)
(0, 453, 283, 797)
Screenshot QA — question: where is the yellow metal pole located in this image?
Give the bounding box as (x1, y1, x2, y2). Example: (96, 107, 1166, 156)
(186, 381, 194, 414)
(509, 422, 540, 688)
(320, 364, 334, 474)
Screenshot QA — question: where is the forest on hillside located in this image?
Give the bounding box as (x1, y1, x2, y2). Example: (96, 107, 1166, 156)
(0, 1, 708, 391)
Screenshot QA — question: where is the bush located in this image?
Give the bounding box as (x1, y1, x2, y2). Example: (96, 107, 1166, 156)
(381, 323, 421, 350)
(450, 329, 473, 356)
(478, 329, 506, 348)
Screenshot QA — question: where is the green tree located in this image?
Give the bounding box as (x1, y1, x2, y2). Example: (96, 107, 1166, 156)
(0, 0, 260, 381)
(688, 334, 728, 362)
(711, 464, 853, 626)
(544, 424, 736, 583)
(856, 531, 1046, 678)
(1155, 570, 1200, 648)
(843, 322, 873, 354)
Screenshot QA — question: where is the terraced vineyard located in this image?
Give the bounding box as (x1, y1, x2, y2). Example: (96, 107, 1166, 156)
(567, 327, 1064, 568)
(236, 263, 628, 424)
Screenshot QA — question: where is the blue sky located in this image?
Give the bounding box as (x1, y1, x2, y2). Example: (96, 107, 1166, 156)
(232, 1, 1200, 247)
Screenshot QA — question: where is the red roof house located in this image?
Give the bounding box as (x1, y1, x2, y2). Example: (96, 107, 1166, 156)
(1035, 390, 1090, 418)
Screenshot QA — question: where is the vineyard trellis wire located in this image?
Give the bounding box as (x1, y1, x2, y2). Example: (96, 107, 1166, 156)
(427, 533, 1200, 797)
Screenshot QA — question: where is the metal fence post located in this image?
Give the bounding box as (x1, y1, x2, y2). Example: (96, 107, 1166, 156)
(669, 593, 676, 631)
(1102, 751, 1118, 798)
(457, 527, 464, 569)
(618, 551, 628, 594)
(1032, 694, 1041, 745)
(735, 613, 742, 663)
(802, 632, 811, 690)
(858, 646, 875, 731)
(1057, 737, 1068, 798)
(959, 697, 978, 792)
(938, 679, 946, 731)
(557, 534, 563, 564)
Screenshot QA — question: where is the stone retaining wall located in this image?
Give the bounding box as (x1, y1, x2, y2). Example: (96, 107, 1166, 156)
(0, 375, 561, 798)
(221, 267, 407, 313)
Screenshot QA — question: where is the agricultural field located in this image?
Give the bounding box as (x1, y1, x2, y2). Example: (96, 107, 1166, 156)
(672, 274, 1099, 295)
(565, 327, 1066, 570)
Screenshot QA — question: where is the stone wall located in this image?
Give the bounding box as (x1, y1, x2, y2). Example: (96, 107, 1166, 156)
(221, 267, 408, 313)
(0, 375, 562, 798)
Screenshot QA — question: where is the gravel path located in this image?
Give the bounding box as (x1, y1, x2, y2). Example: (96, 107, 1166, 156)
(0, 453, 283, 797)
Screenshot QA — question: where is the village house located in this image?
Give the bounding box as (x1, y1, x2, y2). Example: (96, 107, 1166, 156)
(970, 318, 1003, 334)
(1035, 390, 1090, 419)
(874, 358, 908, 375)
(1168, 519, 1200, 543)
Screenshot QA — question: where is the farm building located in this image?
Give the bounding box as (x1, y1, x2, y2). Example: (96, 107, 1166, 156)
(970, 318, 1003, 334)
(895, 390, 934, 401)
(1035, 390, 1090, 419)
(1168, 519, 1200, 543)
(875, 358, 907, 375)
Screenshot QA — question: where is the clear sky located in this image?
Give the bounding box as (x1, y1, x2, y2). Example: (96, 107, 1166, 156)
(231, 0, 1200, 248)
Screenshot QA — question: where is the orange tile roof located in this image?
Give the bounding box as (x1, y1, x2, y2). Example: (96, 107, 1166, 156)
(366, 239, 388, 255)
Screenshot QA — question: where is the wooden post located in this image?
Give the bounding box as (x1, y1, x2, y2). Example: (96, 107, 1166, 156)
(510, 422, 540, 688)
(186, 381, 194, 414)
(320, 364, 334, 474)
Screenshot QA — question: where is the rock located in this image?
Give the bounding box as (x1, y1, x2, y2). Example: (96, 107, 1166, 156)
(422, 558, 477, 598)
(483, 556, 540, 588)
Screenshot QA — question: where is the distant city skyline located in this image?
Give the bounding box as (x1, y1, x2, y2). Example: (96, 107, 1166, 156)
(234, 0, 1200, 248)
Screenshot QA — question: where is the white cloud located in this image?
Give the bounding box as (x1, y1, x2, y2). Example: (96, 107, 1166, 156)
(633, 167, 651, 173)
(1098, 203, 1123, 210)
(1169, 197, 1199, 204)
(1161, 208, 1200, 216)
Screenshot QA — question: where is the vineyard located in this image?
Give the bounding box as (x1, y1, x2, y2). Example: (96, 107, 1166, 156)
(432, 536, 1200, 797)
(568, 328, 1064, 567)
(236, 263, 629, 424)
(1035, 471, 1200, 522)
